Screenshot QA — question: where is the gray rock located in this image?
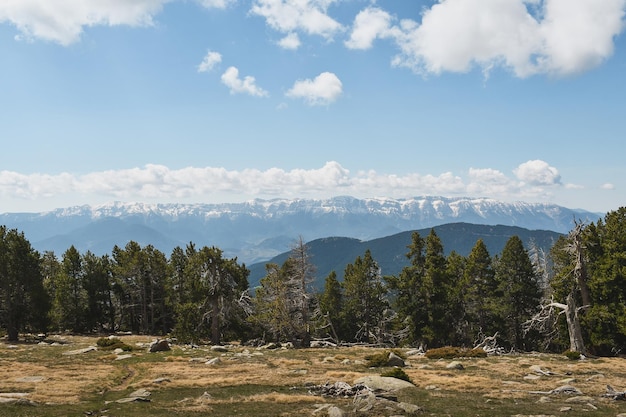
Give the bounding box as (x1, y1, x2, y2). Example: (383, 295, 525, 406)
(387, 352, 405, 367)
(354, 376, 415, 391)
(206, 357, 221, 365)
(149, 340, 171, 353)
(211, 345, 229, 352)
(63, 346, 97, 355)
(326, 406, 345, 417)
(446, 361, 464, 370)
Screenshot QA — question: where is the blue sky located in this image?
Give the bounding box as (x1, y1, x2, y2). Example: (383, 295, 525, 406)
(1, 0, 624, 214)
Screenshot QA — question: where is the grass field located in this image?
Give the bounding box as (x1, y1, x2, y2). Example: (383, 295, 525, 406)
(1, 335, 625, 416)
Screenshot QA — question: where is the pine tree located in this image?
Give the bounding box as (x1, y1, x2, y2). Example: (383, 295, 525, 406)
(462, 239, 497, 343)
(386, 231, 426, 345)
(495, 236, 542, 350)
(319, 271, 344, 342)
(342, 250, 387, 343)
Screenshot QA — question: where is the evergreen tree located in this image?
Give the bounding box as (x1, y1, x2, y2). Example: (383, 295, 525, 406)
(0, 226, 49, 341)
(461, 239, 497, 343)
(82, 252, 114, 332)
(386, 231, 426, 345)
(50, 246, 88, 332)
(185, 246, 249, 345)
(318, 271, 344, 342)
(251, 263, 292, 342)
(584, 208, 626, 354)
(342, 250, 387, 343)
(495, 236, 542, 350)
(445, 250, 466, 345)
(423, 229, 453, 346)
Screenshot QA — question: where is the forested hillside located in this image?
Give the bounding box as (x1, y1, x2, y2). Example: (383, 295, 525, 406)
(248, 223, 562, 288)
(1, 208, 624, 356)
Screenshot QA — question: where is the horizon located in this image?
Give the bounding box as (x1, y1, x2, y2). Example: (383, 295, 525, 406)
(2, 1, 625, 214)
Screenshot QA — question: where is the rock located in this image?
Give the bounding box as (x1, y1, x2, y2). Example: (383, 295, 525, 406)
(559, 406, 572, 412)
(551, 385, 582, 395)
(524, 374, 542, 380)
(15, 376, 46, 383)
(116, 389, 151, 403)
(387, 352, 406, 367)
(115, 354, 133, 360)
(397, 402, 422, 413)
(341, 359, 351, 365)
(565, 396, 594, 404)
(405, 348, 424, 356)
(354, 376, 415, 391)
(558, 378, 577, 384)
(530, 365, 555, 375)
(63, 346, 97, 355)
(326, 406, 345, 417)
(262, 342, 281, 350)
(153, 377, 171, 383)
(446, 361, 464, 370)
(206, 357, 221, 365)
(149, 340, 171, 353)
(211, 345, 228, 352)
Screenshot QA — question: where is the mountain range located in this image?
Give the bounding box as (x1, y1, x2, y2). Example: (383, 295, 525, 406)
(0, 196, 601, 264)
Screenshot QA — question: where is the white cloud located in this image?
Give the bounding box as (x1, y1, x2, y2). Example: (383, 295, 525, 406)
(601, 183, 615, 190)
(514, 160, 562, 186)
(220, 66, 269, 97)
(0, 161, 571, 209)
(345, 7, 392, 50)
(197, 0, 236, 9)
(0, 0, 171, 45)
(286, 71, 342, 105)
(376, 0, 626, 77)
(197, 50, 222, 72)
(278, 32, 301, 49)
(250, 0, 343, 40)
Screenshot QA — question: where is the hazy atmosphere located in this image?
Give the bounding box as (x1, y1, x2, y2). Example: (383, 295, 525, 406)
(1, 0, 625, 213)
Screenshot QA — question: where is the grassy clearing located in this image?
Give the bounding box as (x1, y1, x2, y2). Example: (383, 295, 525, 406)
(1, 336, 625, 416)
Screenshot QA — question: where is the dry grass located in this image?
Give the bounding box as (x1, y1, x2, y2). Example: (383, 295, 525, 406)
(1, 336, 626, 416)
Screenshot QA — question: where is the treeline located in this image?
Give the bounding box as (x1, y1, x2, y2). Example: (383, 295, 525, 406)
(1, 207, 625, 355)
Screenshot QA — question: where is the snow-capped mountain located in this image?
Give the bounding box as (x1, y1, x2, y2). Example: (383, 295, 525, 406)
(0, 196, 601, 263)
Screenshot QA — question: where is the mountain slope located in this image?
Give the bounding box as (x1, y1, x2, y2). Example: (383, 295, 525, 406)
(247, 223, 563, 289)
(0, 196, 597, 263)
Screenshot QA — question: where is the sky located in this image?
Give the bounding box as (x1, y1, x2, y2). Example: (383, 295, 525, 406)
(1, 0, 625, 214)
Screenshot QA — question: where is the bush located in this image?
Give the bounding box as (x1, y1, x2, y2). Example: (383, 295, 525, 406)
(381, 367, 412, 383)
(425, 346, 487, 359)
(563, 350, 581, 360)
(96, 337, 133, 351)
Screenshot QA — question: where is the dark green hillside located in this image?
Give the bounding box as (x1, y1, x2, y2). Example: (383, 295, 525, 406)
(248, 223, 562, 289)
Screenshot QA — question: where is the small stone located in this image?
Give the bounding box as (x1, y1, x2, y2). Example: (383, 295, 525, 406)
(115, 354, 133, 361)
(327, 406, 345, 417)
(211, 345, 228, 352)
(559, 406, 572, 412)
(565, 396, 594, 404)
(206, 357, 221, 365)
(446, 361, 464, 370)
(153, 377, 171, 384)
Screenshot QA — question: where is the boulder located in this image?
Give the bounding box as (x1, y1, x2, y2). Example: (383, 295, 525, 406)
(211, 345, 229, 352)
(387, 352, 406, 367)
(354, 376, 415, 391)
(149, 340, 171, 353)
(446, 361, 464, 370)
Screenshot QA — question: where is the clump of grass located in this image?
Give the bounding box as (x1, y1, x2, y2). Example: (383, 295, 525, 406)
(380, 367, 412, 383)
(96, 337, 133, 351)
(424, 346, 487, 359)
(563, 350, 581, 360)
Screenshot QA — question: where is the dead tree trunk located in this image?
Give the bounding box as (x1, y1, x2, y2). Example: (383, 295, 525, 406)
(564, 293, 586, 353)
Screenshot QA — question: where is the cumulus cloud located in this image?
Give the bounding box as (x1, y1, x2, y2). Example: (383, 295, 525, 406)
(278, 32, 301, 49)
(197, 50, 222, 72)
(601, 183, 615, 190)
(221, 66, 269, 97)
(364, 0, 626, 77)
(514, 160, 562, 186)
(286, 71, 342, 105)
(0, 0, 170, 45)
(345, 7, 392, 50)
(196, 0, 236, 8)
(250, 0, 343, 40)
(0, 160, 571, 208)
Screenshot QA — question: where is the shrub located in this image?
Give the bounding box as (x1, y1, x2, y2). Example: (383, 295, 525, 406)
(381, 367, 412, 383)
(563, 350, 581, 360)
(96, 337, 133, 351)
(425, 346, 487, 359)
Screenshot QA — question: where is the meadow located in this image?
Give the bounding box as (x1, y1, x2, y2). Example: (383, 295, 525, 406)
(1, 335, 625, 417)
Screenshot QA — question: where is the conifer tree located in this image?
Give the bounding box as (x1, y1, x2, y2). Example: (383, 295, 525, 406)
(495, 236, 541, 350)
(342, 249, 387, 343)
